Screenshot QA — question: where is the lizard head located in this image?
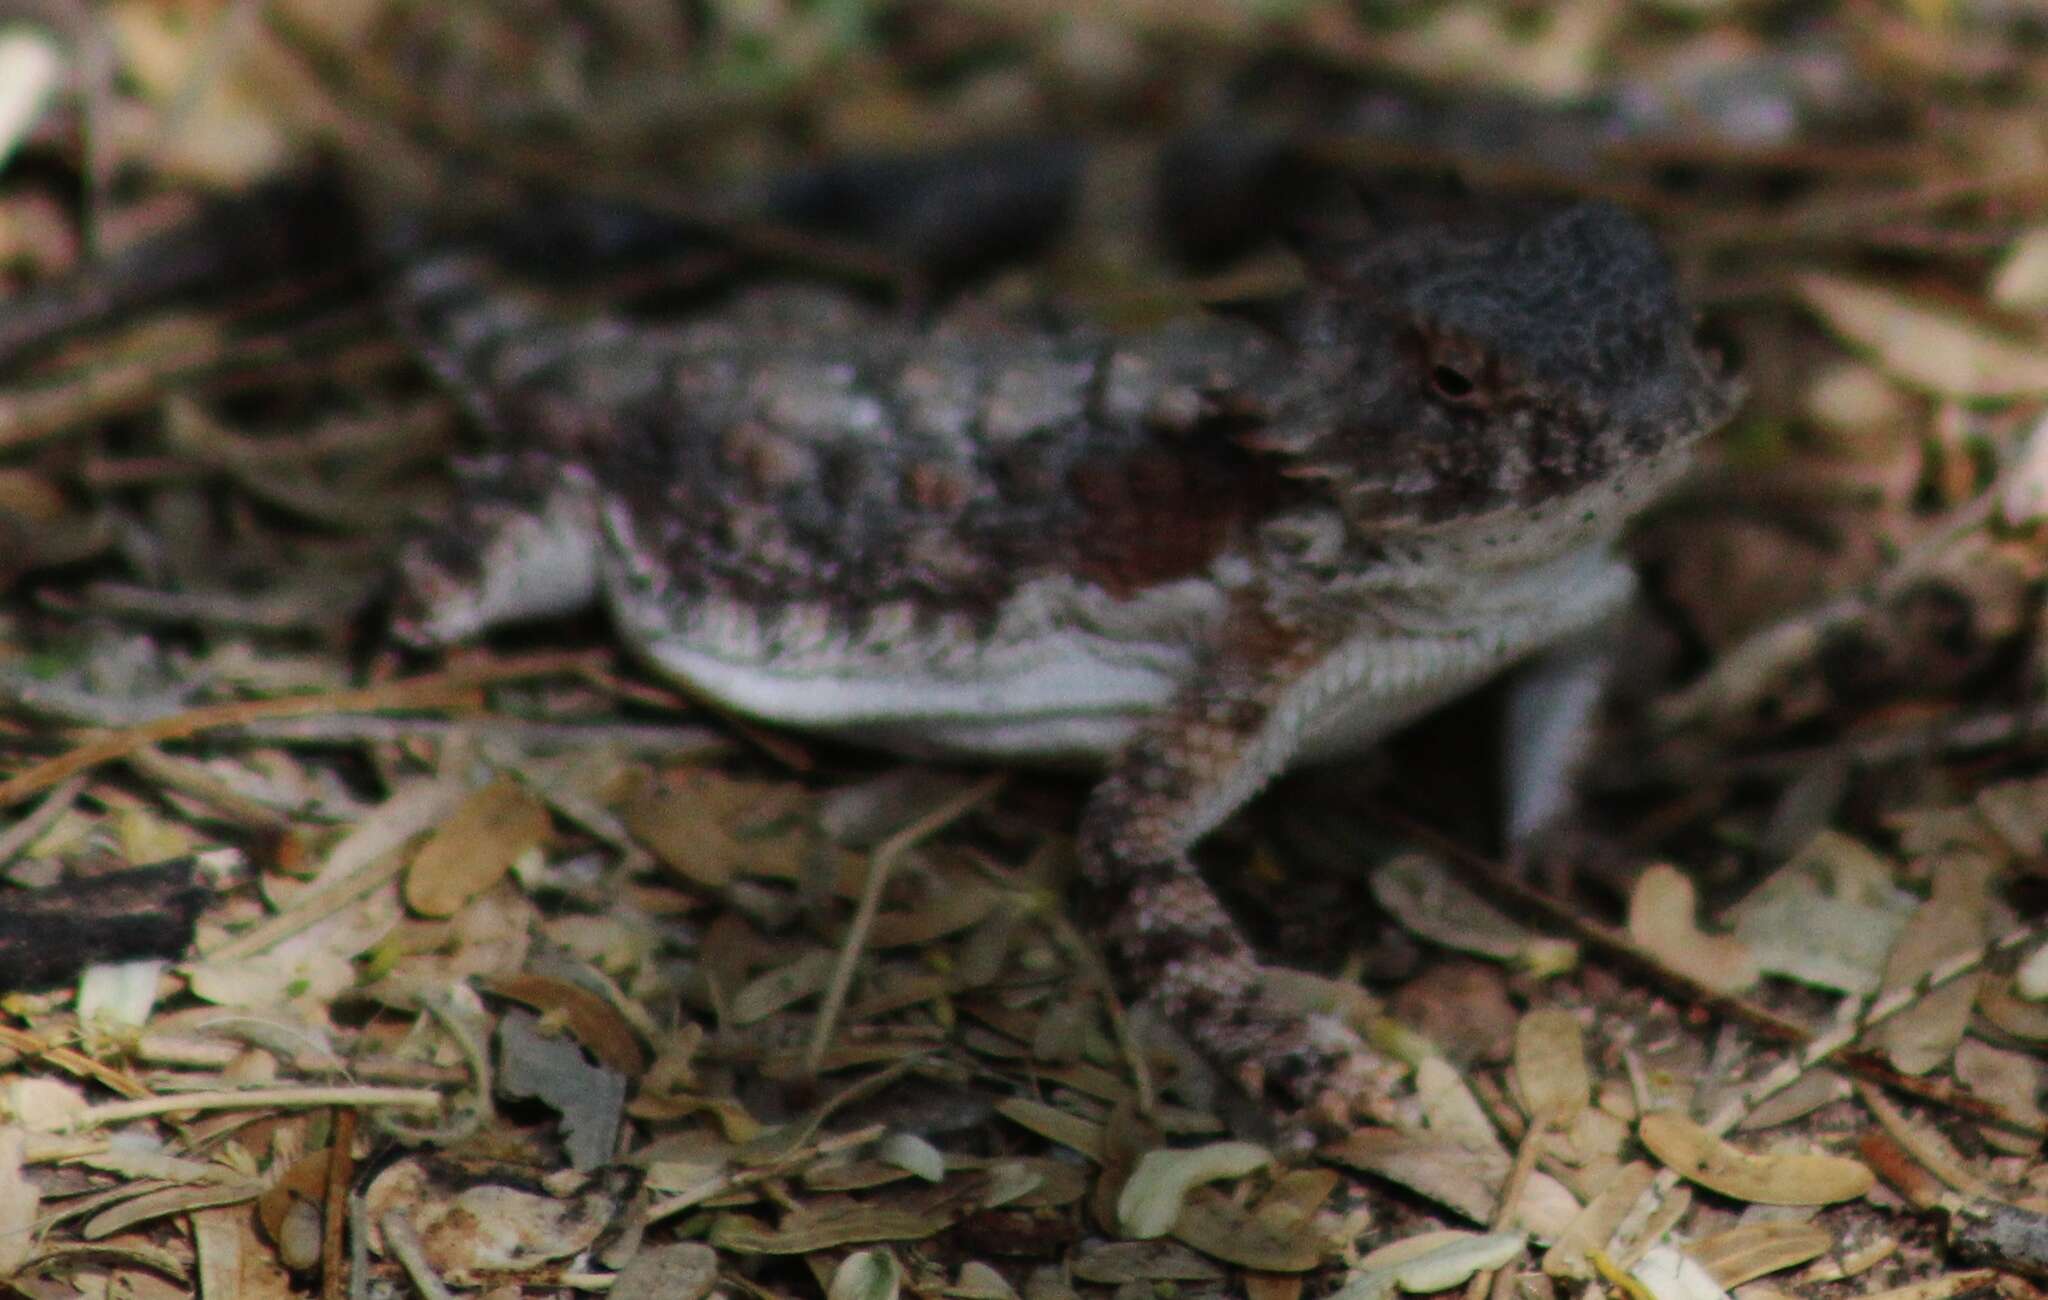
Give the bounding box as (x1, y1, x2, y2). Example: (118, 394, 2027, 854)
(1251, 200, 1739, 556)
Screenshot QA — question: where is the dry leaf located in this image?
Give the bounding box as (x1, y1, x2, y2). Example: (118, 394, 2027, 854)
(1328, 1130, 1508, 1224)
(1797, 273, 2048, 399)
(1372, 853, 1577, 972)
(1972, 772, 2048, 859)
(1514, 1008, 1590, 1126)
(1628, 865, 1759, 994)
(619, 769, 813, 890)
(1416, 1057, 1507, 1157)
(1117, 1140, 1272, 1239)
(1877, 850, 1992, 1076)
(1070, 1240, 1225, 1284)
(1992, 227, 2048, 309)
(0, 1128, 39, 1277)
(1631, 1244, 1733, 1300)
(1637, 1110, 1873, 1205)
(497, 1009, 627, 1170)
(1687, 1221, 1834, 1287)
(610, 1243, 718, 1300)
(729, 949, 834, 1025)
(1171, 1180, 1329, 1273)
(405, 778, 550, 918)
(480, 972, 648, 1077)
(827, 1249, 902, 1300)
(365, 1159, 613, 1282)
(710, 1197, 952, 1254)
(256, 1148, 331, 1253)
(0, 29, 62, 172)
(994, 1099, 1104, 1163)
(1729, 831, 1912, 996)
(1543, 1161, 1654, 1278)
(1952, 1038, 2045, 1154)
(1347, 1230, 1530, 1300)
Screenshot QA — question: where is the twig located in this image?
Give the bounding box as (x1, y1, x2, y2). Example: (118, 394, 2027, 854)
(805, 775, 1006, 1076)
(0, 772, 87, 871)
(1654, 412, 2043, 732)
(379, 1211, 457, 1300)
(66, 1085, 442, 1130)
(125, 746, 295, 831)
(1382, 811, 2048, 1138)
(321, 1108, 357, 1300)
(0, 650, 604, 809)
(643, 1123, 888, 1224)
(217, 714, 730, 758)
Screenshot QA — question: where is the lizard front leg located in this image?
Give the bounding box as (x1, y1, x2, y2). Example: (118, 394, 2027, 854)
(1079, 610, 1389, 1134)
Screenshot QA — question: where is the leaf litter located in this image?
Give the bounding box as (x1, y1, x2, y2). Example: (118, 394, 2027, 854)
(2, 1, 2048, 1297)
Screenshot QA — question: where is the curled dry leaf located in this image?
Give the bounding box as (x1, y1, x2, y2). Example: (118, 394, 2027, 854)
(1341, 1230, 1530, 1300)
(1797, 273, 2048, 399)
(1974, 976, 2048, 1041)
(1628, 865, 1759, 995)
(405, 777, 551, 918)
(875, 1133, 946, 1184)
(1637, 1110, 1874, 1206)
(497, 1009, 627, 1171)
(1116, 1140, 1272, 1239)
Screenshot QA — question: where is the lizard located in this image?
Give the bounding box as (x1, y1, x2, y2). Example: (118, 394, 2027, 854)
(385, 196, 1740, 1134)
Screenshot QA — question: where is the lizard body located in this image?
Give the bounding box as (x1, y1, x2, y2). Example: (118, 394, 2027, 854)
(391, 200, 1738, 1129)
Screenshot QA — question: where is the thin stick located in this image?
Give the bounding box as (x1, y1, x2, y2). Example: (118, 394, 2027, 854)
(320, 1107, 357, 1300)
(804, 775, 1006, 1077)
(380, 1211, 457, 1300)
(68, 1086, 440, 1130)
(0, 650, 603, 809)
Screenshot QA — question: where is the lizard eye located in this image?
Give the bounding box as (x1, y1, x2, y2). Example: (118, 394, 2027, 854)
(1429, 364, 1478, 401)
(1414, 328, 1491, 407)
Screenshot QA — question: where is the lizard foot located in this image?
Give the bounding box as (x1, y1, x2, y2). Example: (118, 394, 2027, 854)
(1227, 1002, 1403, 1148)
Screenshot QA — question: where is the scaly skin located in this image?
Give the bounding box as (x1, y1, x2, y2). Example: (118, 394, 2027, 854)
(389, 200, 1740, 1134)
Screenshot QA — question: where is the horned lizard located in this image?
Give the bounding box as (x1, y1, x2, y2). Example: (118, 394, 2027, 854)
(390, 199, 1738, 1132)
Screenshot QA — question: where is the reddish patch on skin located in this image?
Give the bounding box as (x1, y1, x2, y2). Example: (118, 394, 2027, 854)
(1066, 441, 1283, 599)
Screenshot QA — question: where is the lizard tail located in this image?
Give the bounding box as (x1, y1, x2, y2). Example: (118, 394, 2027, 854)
(384, 236, 557, 438)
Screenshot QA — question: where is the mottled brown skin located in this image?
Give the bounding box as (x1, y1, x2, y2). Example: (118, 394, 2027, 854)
(391, 201, 1739, 1135)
